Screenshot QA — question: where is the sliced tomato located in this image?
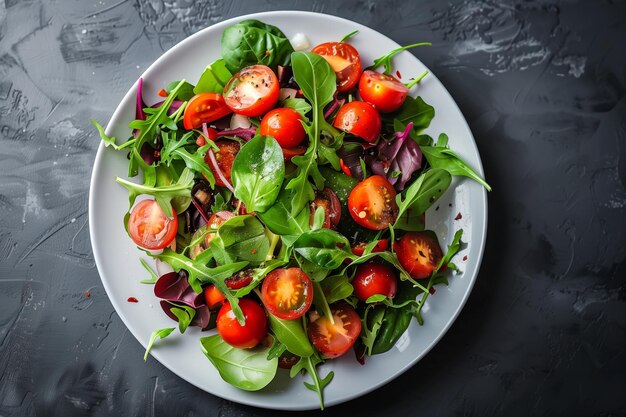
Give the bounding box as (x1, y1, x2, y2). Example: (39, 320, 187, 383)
(395, 231, 444, 279)
(223, 65, 279, 117)
(333, 101, 382, 143)
(352, 262, 398, 301)
(217, 299, 268, 349)
(128, 200, 178, 250)
(260, 107, 306, 148)
(348, 175, 399, 230)
(358, 70, 409, 113)
(311, 42, 362, 93)
(351, 238, 388, 257)
(310, 188, 341, 229)
(183, 93, 231, 130)
(204, 140, 240, 188)
(204, 285, 226, 310)
(307, 302, 362, 358)
(282, 145, 307, 161)
(203, 269, 253, 310)
(261, 268, 313, 320)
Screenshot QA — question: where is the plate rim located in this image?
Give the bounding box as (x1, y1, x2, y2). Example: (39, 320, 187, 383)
(88, 9, 488, 410)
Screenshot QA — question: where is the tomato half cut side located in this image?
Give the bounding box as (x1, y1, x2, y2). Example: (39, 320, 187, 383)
(217, 299, 268, 349)
(128, 200, 178, 250)
(307, 302, 362, 358)
(261, 268, 313, 320)
(309, 187, 341, 229)
(348, 175, 399, 230)
(223, 65, 279, 117)
(311, 42, 362, 93)
(359, 70, 409, 113)
(204, 140, 240, 188)
(183, 93, 232, 130)
(395, 231, 444, 279)
(351, 238, 388, 257)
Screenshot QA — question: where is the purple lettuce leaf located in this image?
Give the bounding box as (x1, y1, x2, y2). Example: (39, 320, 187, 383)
(154, 270, 212, 329)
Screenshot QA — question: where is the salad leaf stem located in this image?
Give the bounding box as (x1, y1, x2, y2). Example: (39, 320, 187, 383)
(339, 30, 359, 43)
(405, 70, 429, 89)
(368, 42, 432, 75)
(144, 327, 175, 361)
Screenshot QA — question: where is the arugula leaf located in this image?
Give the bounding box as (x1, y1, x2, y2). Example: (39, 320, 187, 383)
(293, 229, 354, 271)
(281, 97, 312, 118)
(268, 315, 314, 357)
(211, 215, 270, 263)
(339, 30, 359, 43)
(144, 327, 175, 361)
(232, 259, 286, 298)
(91, 119, 135, 150)
(200, 334, 278, 391)
(165, 80, 195, 101)
(266, 339, 287, 360)
(193, 59, 232, 94)
(139, 258, 158, 284)
(116, 167, 194, 218)
(231, 135, 285, 213)
(394, 168, 452, 231)
(168, 303, 196, 333)
(290, 354, 334, 410)
(368, 42, 431, 75)
(221, 19, 294, 73)
(160, 131, 216, 187)
(361, 305, 385, 356)
(421, 134, 492, 191)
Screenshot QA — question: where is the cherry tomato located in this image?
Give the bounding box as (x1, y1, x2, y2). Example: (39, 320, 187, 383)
(203, 269, 253, 310)
(204, 140, 240, 188)
(127, 200, 178, 250)
(260, 108, 306, 148)
(204, 211, 235, 248)
(223, 65, 279, 117)
(352, 262, 398, 301)
(183, 93, 232, 130)
(204, 285, 226, 310)
(395, 231, 444, 279)
(351, 238, 388, 257)
(358, 70, 409, 113)
(333, 101, 381, 143)
(310, 188, 341, 229)
(282, 145, 307, 161)
(217, 299, 268, 349)
(307, 302, 362, 358)
(261, 268, 313, 320)
(311, 42, 362, 93)
(348, 175, 399, 230)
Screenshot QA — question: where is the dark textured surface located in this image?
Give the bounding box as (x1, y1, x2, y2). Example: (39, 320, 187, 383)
(1, 0, 625, 415)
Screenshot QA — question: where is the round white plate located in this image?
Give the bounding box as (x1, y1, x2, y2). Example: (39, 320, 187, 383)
(89, 11, 487, 410)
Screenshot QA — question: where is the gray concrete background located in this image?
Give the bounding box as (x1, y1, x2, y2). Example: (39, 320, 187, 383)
(1, 0, 625, 416)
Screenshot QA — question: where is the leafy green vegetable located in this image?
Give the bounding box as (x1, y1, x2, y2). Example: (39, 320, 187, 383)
(221, 19, 294, 73)
(266, 339, 287, 360)
(116, 167, 195, 218)
(339, 30, 359, 43)
(231, 135, 285, 213)
(368, 42, 432, 75)
(394, 168, 452, 231)
(421, 134, 492, 191)
(282, 97, 312, 118)
(144, 327, 175, 361)
(257, 185, 311, 237)
(165, 80, 195, 101)
(320, 273, 353, 304)
(91, 119, 134, 150)
(200, 335, 278, 391)
(293, 229, 354, 271)
(139, 258, 158, 284)
(385, 96, 435, 133)
(211, 215, 270, 263)
(268, 315, 314, 357)
(232, 260, 286, 298)
(169, 303, 196, 333)
(361, 305, 385, 355)
(193, 59, 232, 94)
(290, 353, 334, 410)
(160, 131, 216, 187)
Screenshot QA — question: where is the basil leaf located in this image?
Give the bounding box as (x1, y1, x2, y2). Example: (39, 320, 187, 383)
(421, 134, 492, 191)
(193, 59, 232, 94)
(200, 334, 278, 391)
(231, 135, 285, 213)
(144, 327, 175, 361)
(394, 168, 452, 231)
(221, 19, 294, 73)
(385, 96, 434, 133)
(268, 315, 314, 357)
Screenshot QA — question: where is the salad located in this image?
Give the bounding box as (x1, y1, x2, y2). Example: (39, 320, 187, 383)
(92, 19, 490, 409)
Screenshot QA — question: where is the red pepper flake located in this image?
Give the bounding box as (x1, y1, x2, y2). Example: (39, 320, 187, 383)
(127, 297, 139, 303)
(396, 70, 402, 79)
(455, 212, 463, 220)
(265, 50, 271, 55)
(157, 88, 168, 98)
(429, 287, 436, 295)
(463, 255, 468, 261)
(85, 290, 91, 297)
(251, 248, 257, 254)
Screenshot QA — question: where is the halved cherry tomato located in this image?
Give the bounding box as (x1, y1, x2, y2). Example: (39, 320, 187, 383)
(348, 175, 399, 230)
(353, 262, 398, 301)
(217, 299, 268, 349)
(260, 108, 306, 148)
(203, 269, 253, 310)
(358, 70, 409, 113)
(351, 238, 388, 257)
(333, 101, 381, 143)
(307, 302, 362, 358)
(311, 42, 362, 93)
(128, 200, 178, 250)
(204, 140, 240, 188)
(223, 65, 279, 117)
(204, 285, 226, 310)
(282, 145, 307, 161)
(204, 211, 235, 248)
(261, 268, 313, 320)
(395, 231, 444, 279)
(310, 188, 341, 229)
(183, 93, 232, 130)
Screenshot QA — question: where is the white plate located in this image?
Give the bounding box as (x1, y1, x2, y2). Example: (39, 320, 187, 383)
(89, 11, 488, 410)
